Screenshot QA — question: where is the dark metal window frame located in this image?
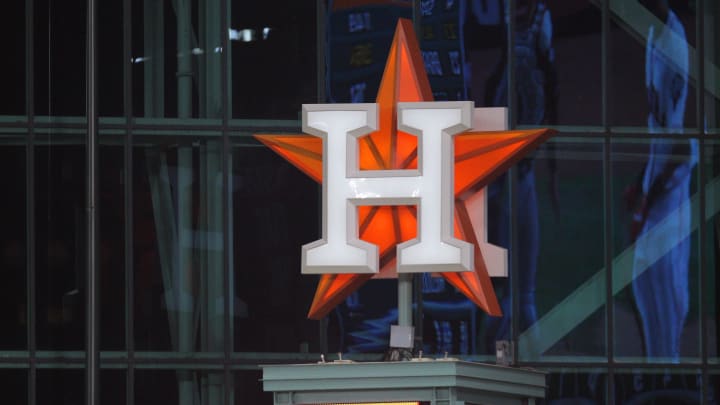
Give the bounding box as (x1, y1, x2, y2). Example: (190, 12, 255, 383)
(0, 0, 718, 404)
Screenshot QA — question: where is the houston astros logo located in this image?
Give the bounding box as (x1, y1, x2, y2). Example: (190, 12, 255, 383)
(303, 101, 474, 275)
(255, 19, 554, 320)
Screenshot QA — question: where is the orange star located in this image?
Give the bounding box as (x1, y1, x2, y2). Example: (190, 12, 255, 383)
(255, 19, 554, 320)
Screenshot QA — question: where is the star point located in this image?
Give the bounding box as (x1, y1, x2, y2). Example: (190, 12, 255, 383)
(255, 18, 554, 320)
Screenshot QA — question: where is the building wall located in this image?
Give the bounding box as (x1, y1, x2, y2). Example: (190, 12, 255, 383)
(0, 0, 720, 404)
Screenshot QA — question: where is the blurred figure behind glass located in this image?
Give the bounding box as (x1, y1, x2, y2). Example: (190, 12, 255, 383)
(629, 0, 696, 361)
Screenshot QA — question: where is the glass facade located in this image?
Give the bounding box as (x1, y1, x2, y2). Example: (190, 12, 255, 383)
(2, 0, 720, 404)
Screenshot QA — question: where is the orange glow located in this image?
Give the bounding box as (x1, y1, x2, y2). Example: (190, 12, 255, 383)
(319, 403, 419, 405)
(255, 18, 554, 320)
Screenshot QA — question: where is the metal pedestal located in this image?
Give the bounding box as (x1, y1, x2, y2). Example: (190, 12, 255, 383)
(261, 359, 546, 405)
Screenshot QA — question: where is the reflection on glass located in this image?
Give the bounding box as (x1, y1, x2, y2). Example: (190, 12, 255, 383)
(629, 140, 696, 361)
(461, 0, 506, 108)
(231, 143, 320, 352)
(421, 273, 480, 356)
(463, 1, 601, 125)
(614, 139, 699, 362)
(36, 144, 86, 350)
(644, 0, 689, 133)
(493, 0, 557, 126)
(517, 140, 606, 361)
(136, 370, 224, 405)
(133, 139, 225, 352)
(611, 0, 696, 128)
(327, 279, 397, 355)
(480, 0, 558, 356)
(132, 0, 224, 118)
(462, 0, 558, 124)
(614, 369, 702, 404)
(0, 145, 26, 349)
(537, 1, 601, 126)
(545, 369, 606, 403)
(325, 0, 411, 103)
(707, 3, 720, 130)
(419, 0, 465, 100)
(707, 142, 720, 359)
(484, 162, 541, 353)
(625, 0, 696, 362)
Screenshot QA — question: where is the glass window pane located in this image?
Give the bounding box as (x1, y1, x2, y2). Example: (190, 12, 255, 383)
(99, 1, 124, 117)
(0, 369, 27, 405)
(36, 140, 86, 350)
(708, 372, 720, 403)
(101, 370, 127, 405)
(235, 370, 271, 404)
(614, 369, 702, 404)
(518, 138, 606, 362)
(418, 0, 464, 101)
(135, 369, 224, 405)
(100, 141, 125, 350)
(231, 2, 317, 118)
(328, 279, 398, 357)
(705, 140, 720, 360)
(545, 368, 607, 403)
(0, 1, 25, 115)
(707, 2, 720, 131)
(327, 1, 411, 103)
(132, 0, 225, 119)
(473, 172, 511, 359)
(231, 140, 321, 353)
(542, 2, 601, 126)
(35, 0, 86, 117)
(462, 1, 602, 126)
(133, 134, 225, 352)
(37, 369, 84, 405)
(0, 141, 27, 349)
(454, 0, 506, 107)
(611, 138, 700, 363)
(610, 1, 697, 131)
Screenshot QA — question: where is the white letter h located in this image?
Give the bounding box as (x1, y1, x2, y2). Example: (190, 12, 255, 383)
(301, 101, 474, 274)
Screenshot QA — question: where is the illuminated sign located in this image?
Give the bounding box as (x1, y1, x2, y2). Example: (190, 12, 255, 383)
(301, 101, 474, 275)
(255, 19, 554, 320)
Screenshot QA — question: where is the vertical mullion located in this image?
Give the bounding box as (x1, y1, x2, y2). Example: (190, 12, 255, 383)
(221, 0, 231, 401)
(601, 0, 609, 130)
(316, 0, 326, 104)
(123, 0, 134, 403)
(601, 0, 614, 401)
(695, 0, 708, 403)
(410, 0, 424, 350)
(699, 135, 708, 403)
(603, 133, 613, 402)
(507, 0, 516, 130)
(26, 0, 36, 403)
(86, 0, 100, 402)
(318, 0, 329, 357)
(505, 0, 519, 365)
